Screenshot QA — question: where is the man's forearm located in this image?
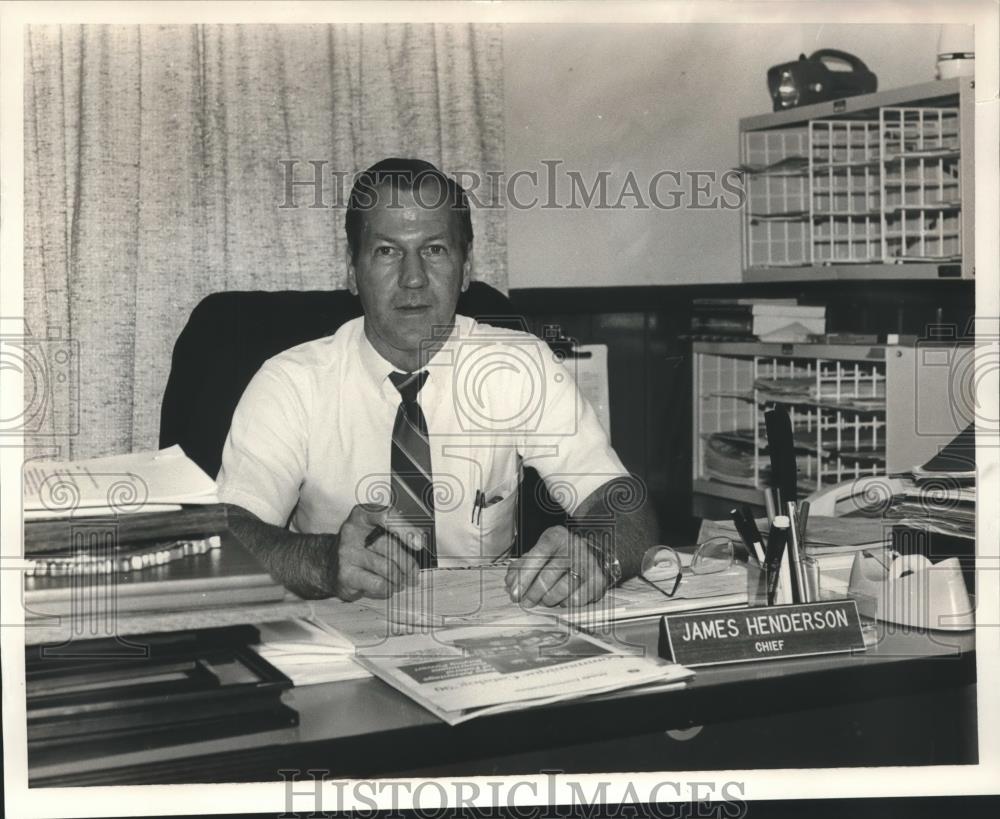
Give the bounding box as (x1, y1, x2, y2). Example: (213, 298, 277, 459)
(225, 504, 338, 598)
(569, 476, 659, 581)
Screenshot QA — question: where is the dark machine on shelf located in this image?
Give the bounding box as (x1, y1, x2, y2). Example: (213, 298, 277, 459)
(767, 50, 878, 112)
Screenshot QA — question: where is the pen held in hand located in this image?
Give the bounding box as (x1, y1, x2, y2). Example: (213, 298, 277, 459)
(363, 523, 427, 555)
(490, 542, 516, 564)
(363, 525, 385, 548)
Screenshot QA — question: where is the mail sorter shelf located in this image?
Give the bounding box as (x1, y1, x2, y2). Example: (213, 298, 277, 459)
(690, 341, 969, 513)
(740, 77, 974, 280)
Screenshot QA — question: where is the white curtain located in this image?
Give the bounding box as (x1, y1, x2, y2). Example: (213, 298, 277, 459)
(24, 24, 506, 459)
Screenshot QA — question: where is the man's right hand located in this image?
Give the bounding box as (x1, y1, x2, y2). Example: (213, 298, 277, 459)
(224, 503, 424, 602)
(332, 504, 424, 601)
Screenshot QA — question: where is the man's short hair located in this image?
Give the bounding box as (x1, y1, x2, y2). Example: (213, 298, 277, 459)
(345, 157, 474, 263)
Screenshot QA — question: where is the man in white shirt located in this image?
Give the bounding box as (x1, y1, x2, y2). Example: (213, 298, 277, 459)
(218, 158, 659, 607)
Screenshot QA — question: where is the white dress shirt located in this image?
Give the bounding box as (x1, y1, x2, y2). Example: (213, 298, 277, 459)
(217, 314, 628, 565)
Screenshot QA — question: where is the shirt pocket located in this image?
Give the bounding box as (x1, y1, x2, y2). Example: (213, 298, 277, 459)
(477, 475, 518, 556)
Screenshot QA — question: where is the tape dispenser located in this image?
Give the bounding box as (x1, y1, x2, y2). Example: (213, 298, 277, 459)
(848, 550, 974, 631)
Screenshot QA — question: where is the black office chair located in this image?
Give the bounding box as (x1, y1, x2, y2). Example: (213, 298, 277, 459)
(158, 282, 563, 554)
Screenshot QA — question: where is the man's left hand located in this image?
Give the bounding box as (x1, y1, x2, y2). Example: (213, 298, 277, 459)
(504, 525, 609, 608)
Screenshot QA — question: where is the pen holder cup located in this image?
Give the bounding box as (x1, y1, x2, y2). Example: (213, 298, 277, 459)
(801, 554, 821, 601)
(746, 562, 793, 607)
(747, 562, 768, 607)
(747, 556, 829, 607)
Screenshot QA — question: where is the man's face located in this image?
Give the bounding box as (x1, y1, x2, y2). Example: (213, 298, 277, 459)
(347, 181, 471, 371)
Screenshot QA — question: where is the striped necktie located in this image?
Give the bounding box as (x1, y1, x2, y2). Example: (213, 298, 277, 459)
(388, 370, 437, 568)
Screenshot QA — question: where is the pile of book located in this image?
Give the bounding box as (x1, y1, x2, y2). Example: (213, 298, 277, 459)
(22, 448, 302, 780)
(690, 298, 826, 343)
(22, 446, 286, 621)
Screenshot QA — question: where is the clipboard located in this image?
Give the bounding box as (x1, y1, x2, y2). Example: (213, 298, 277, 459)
(545, 333, 611, 437)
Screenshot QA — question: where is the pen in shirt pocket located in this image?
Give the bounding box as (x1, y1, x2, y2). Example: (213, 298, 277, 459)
(471, 489, 506, 525)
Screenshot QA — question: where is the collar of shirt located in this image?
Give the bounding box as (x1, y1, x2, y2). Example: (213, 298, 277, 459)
(356, 315, 471, 407)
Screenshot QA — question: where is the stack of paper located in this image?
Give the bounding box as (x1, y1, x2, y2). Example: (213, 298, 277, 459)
(23, 446, 218, 520)
(886, 481, 976, 540)
(254, 619, 370, 686)
(753, 376, 885, 412)
(689, 299, 825, 341)
(702, 431, 820, 492)
(886, 424, 976, 541)
(702, 434, 761, 486)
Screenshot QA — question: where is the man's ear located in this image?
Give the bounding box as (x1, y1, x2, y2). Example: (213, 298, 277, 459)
(460, 249, 472, 292)
(346, 257, 358, 296)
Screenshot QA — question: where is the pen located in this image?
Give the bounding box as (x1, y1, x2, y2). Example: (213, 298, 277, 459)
(729, 507, 755, 564)
(490, 542, 516, 564)
(765, 407, 798, 506)
(471, 490, 484, 525)
(742, 506, 767, 565)
(763, 487, 777, 524)
(364, 523, 427, 557)
(763, 515, 789, 606)
(364, 525, 386, 548)
(731, 507, 765, 566)
(798, 500, 811, 544)
(786, 502, 808, 603)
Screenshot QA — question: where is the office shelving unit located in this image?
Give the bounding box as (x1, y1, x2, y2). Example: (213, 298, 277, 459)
(740, 77, 974, 281)
(691, 340, 967, 517)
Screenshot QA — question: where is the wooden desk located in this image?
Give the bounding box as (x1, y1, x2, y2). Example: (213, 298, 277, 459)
(28, 618, 976, 786)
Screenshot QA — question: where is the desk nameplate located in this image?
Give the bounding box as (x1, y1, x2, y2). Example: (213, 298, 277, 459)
(659, 600, 865, 667)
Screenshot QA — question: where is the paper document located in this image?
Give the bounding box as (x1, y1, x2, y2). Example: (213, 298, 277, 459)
(560, 564, 748, 627)
(23, 503, 183, 521)
(573, 345, 611, 437)
(23, 445, 218, 517)
(313, 561, 747, 648)
(322, 566, 569, 640)
(377, 566, 526, 629)
(355, 615, 693, 724)
(254, 618, 371, 686)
